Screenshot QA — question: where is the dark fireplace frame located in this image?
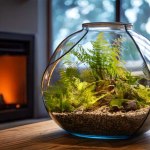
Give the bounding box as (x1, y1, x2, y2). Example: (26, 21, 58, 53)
(0, 32, 34, 122)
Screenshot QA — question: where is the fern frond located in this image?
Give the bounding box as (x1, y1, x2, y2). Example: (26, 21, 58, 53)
(112, 37, 126, 50)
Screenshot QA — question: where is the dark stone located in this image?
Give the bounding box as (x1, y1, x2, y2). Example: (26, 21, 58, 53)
(138, 78, 150, 87)
(112, 105, 120, 111)
(111, 105, 124, 112)
(123, 100, 137, 111)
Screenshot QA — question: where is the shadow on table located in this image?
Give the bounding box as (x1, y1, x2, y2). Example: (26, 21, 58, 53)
(34, 129, 150, 149)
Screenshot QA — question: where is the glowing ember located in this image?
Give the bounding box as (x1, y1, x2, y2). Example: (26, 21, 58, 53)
(0, 56, 27, 105)
(16, 104, 20, 108)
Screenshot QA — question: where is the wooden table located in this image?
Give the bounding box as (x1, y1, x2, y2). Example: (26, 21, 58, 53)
(0, 120, 150, 150)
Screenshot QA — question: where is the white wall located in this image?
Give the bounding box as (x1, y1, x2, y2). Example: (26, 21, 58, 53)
(0, 0, 49, 118)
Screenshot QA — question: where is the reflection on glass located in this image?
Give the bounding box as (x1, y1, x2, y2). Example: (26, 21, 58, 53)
(129, 30, 150, 71)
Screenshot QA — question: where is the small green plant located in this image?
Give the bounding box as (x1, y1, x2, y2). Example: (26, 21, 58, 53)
(71, 34, 123, 80)
(43, 32, 150, 112)
(43, 76, 98, 112)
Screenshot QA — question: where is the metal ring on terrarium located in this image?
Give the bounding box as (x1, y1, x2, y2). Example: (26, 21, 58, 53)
(41, 22, 150, 139)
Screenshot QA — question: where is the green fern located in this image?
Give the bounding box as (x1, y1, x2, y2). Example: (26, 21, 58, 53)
(44, 32, 150, 112)
(43, 78, 99, 112)
(70, 32, 127, 81)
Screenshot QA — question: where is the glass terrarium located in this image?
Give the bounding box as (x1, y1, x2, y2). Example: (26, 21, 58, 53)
(41, 22, 150, 139)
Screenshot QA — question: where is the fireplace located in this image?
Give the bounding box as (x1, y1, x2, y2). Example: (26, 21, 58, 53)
(0, 32, 34, 122)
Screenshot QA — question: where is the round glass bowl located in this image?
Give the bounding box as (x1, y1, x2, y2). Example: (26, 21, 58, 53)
(41, 22, 150, 139)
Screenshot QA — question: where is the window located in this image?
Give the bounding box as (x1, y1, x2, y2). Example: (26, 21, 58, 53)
(52, 0, 115, 50)
(121, 0, 150, 39)
(51, 0, 150, 52)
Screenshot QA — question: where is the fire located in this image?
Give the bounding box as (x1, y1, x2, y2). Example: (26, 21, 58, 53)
(0, 56, 27, 104)
(16, 104, 20, 108)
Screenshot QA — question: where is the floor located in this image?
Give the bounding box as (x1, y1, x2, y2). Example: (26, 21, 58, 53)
(0, 118, 50, 130)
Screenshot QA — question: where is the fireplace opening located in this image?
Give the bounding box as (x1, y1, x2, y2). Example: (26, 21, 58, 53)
(0, 55, 27, 110)
(0, 32, 34, 122)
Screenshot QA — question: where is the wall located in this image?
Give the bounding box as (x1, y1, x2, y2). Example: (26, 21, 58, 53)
(0, 0, 49, 118)
(34, 0, 49, 118)
(0, 0, 38, 34)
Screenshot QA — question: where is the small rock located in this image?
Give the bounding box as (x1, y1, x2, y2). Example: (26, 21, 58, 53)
(121, 109, 126, 113)
(123, 100, 137, 111)
(102, 109, 107, 113)
(138, 78, 150, 87)
(74, 106, 84, 113)
(112, 105, 120, 111)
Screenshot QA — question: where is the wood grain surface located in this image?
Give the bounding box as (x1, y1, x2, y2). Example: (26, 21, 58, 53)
(0, 120, 150, 150)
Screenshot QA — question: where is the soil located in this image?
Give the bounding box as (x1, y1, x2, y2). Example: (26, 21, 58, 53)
(52, 106, 150, 136)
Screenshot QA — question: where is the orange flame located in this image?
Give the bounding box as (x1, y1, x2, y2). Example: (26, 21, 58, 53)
(0, 56, 27, 104)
